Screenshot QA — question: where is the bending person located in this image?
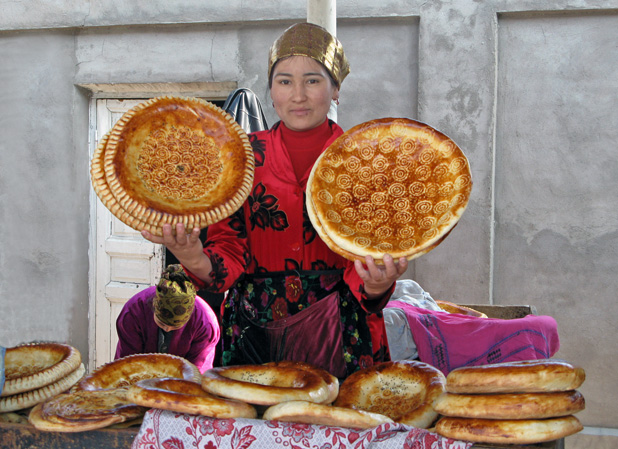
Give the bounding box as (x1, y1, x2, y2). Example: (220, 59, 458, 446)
(115, 264, 220, 373)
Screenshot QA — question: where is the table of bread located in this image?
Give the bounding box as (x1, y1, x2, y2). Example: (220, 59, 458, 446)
(0, 340, 585, 448)
(1, 99, 585, 447)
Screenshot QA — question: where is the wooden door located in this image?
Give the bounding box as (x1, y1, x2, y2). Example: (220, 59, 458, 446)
(90, 99, 164, 369)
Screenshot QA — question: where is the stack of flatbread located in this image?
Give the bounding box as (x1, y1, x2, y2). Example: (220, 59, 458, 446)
(90, 96, 255, 236)
(28, 353, 202, 432)
(0, 343, 84, 416)
(434, 359, 586, 444)
(307, 118, 472, 263)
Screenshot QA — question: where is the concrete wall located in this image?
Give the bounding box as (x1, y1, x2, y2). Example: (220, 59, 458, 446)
(1, 0, 616, 443)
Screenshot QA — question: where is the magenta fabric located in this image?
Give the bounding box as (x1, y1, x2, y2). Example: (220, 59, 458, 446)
(386, 301, 560, 375)
(115, 286, 220, 373)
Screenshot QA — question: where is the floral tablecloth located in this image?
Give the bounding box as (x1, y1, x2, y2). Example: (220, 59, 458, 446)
(131, 409, 473, 449)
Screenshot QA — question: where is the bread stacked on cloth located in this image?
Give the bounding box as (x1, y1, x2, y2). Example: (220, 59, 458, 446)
(434, 359, 586, 444)
(0, 343, 84, 416)
(307, 118, 472, 264)
(90, 95, 255, 236)
(28, 353, 201, 432)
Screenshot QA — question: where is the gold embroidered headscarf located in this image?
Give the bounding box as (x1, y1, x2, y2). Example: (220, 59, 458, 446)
(153, 264, 196, 328)
(268, 22, 350, 88)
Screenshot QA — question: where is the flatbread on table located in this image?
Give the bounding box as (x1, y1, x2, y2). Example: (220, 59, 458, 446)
(28, 388, 147, 432)
(263, 400, 394, 429)
(72, 353, 202, 391)
(0, 364, 85, 413)
(433, 390, 585, 420)
(307, 118, 472, 263)
(91, 95, 254, 236)
(435, 415, 583, 445)
(127, 377, 257, 418)
(1, 342, 81, 397)
(445, 359, 586, 394)
(334, 360, 446, 428)
(201, 361, 336, 406)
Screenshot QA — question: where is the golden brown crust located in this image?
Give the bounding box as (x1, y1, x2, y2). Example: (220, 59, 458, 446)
(1, 343, 82, 397)
(201, 362, 334, 406)
(334, 360, 446, 428)
(435, 300, 487, 318)
(0, 364, 85, 413)
(445, 359, 586, 394)
(435, 415, 583, 444)
(91, 96, 254, 236)
(307, 118, 471, 262)
(433, 390, 585, 419)
(28, 388, 146, 432)
(263, 400, 394, 429)
(73, 353, 201, 391)
(126, 378, 257, 418)
(264, 360, 340, 404)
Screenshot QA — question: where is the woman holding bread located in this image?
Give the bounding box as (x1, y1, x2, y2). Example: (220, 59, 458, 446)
(142, 22, 408, 378)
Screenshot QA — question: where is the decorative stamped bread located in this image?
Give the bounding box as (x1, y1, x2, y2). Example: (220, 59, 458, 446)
(91, 96, 254, 236)
(435, 300, 487, 318)
(1, 342, 82, 397)
(334, 360, 446, 428)
(72, 353, 201, 391)
(307, 118, 471, 263)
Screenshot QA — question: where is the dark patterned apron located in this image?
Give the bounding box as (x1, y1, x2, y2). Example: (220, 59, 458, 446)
(221, 269, 374, 378)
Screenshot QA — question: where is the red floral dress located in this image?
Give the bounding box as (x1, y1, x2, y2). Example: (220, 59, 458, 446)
(186, 120, 392, 377)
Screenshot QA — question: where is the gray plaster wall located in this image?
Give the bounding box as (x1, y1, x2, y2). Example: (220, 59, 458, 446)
(0, 0, 617, 437)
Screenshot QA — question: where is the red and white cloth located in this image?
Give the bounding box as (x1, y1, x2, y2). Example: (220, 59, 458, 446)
(132, 409, 473, 449)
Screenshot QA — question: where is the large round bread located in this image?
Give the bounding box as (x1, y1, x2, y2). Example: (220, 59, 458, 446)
(433, 390, 585, 419)
(28, 388, 146, 432)
(333, 360, 446, 428)
(201, 361, 335, 406)
(92, 95, 254, 236)
(1, 343, 81, 397)
(126, 378, 257, 418)
(446, 359, 585, 394)
(0, 364, 85, 413)
(435, 415, 583, 444)
(73, 353, 201, 391)
(307, 118, 471, 263)
(263, 400, 394, 429)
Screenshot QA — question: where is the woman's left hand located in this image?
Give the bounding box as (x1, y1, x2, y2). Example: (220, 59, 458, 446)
(354, 254, 408, 300)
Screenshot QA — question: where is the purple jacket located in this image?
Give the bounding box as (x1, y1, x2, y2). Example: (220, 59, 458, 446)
(115, 286, 220, 373)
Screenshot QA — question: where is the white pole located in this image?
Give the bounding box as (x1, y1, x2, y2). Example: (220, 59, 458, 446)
(307, 0, 338, 122)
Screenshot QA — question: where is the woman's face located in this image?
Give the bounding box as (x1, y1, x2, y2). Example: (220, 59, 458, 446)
(270, 55, 339, 132)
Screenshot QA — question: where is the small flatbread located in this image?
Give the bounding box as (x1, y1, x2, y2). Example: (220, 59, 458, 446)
(334, 360, 446, 428)
(446, 359, 585, 394)
(201, 361, 335, 406)
(435, 415, 583, 444)
(73, 353, 201, 391)
(263, 400, 393, 429)
(1, 343, 81, 397)
(28, 388, 146, 432)
(0, 364, 85, 413)
(127, 378, 257, 418)
(433, 390, 585, 419)
(435, 300, 487, 318)
(307, 118, 471, 263)
(92, 95, 254, 236)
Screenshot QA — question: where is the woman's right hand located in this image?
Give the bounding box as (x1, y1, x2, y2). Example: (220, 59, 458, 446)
(141, 223, 213, 283)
